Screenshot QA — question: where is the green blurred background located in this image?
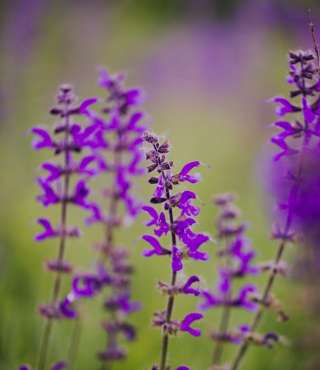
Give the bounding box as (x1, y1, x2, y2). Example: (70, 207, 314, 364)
(1, 0, 319, 369)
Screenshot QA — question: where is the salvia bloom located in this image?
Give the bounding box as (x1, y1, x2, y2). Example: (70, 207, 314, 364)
(58, 69, 145, 367)
(230, 49, 320, 370)
(142, 132, 209, 370)
(199, 194, 259, 367)
(29, 85, 98, 370)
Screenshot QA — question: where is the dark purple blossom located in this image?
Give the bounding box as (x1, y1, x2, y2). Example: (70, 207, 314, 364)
(142, 132, 209, 369)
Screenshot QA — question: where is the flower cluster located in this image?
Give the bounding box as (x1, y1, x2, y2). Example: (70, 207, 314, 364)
(30, 85, 99, 370)
(270, 50, 320, 231)
(229, 49, 320, 370)
(199, 194, 258, 365)
(60, 69, 145, 366)
(142, 132, 209, 370)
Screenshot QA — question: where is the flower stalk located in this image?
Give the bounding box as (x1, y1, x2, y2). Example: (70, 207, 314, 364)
(30, 85, 98, 370)
(231, 48, 320, 370)
(143, 132, 209, 370)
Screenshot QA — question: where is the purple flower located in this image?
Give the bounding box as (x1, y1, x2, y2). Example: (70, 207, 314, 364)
(143, 132, 209, 368)
(185, 233, 209, 261)
(181, 275, 200, 296)
(199, 193, 259, 366)
(50, 361, 68, 370)
(35, 218, 58, 241)
(227, 50, 318, 370)
(71, 180, 91, 208)
(180, 312, 203, 337)
(31, 127, 54, 150)
(142, 235, 170, 257)
(178, 161, 201, 183)
(30, 84, 98, 369)
(142, 206, 169, 237)
(37, 179, 60, 207)
(72, 274, 101, 297)
(272, 97, 300, 116)
(172, 246, 183, 272)
(178, 190, 199, 217)
(60, 296, 77, 319)
(234, 285, 257, 311)
(77, 69, 146, 366)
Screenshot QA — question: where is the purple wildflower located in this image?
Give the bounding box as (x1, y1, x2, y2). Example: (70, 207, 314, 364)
(29, 84, 98, 370)
(180, 312, 203, 337)
(60, 68, 145, 367)
(230, 49, 320, 370)
(199, 194, 259, 367)
(143, 132, 209, 370)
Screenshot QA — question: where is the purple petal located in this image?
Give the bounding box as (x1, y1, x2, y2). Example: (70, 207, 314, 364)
(37, 179, 60, 207)
(78, 97, 98, 114)
(142, 205, 158, 226)
(302, 96, 315, 124)
(182, 275, 200, 296)
(199, 291, 220, 310)
(78, 155, 97, 176)
(180, 312, 203, 337)
(60, 297, 77, 319)
(127, 111, 145, 132)
(179, 161, 201, 183)
(31, 127, 54, 150)
(72, 275, 99, 297)
(172, 246, 183, 272)
(50, 361, 68, 370)
(142, 235, 168, 257)
(272, 97, 300, 116)
(35, 218, 57, 241)
(154, 212, 169, 237)
(42, 162, 62, 182)
(85, 203, 104, 225)
(72, 180, 90, 208)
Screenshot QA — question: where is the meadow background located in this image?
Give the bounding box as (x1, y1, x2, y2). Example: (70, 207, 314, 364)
(1, 0, 319, 369)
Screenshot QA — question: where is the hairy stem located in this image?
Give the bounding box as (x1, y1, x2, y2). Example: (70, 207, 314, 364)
(37, 111, 71, 370)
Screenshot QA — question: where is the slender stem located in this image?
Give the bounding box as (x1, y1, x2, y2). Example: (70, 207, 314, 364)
(230, 241, 286, 370)
(212, 296, 232, 364)
(68, 317, 82, 370)
(37, 111, 71, 370)
(212, 239, 232, 365)
(159, 169, 178, 370)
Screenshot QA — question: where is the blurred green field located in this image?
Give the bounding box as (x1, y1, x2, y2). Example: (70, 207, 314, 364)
(0, 1, 319, 369)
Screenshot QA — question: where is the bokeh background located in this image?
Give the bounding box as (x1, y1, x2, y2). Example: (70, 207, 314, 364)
(1, 0, 320, 369)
